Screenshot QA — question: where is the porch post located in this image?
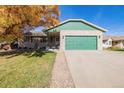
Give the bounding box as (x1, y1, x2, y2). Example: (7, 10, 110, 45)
(47, 32, 52, 49)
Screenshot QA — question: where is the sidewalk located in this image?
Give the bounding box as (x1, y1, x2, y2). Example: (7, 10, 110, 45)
(50, 51, 75, 88)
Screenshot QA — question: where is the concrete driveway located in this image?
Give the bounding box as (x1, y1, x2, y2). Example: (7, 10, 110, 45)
(64, 51, 124, 88)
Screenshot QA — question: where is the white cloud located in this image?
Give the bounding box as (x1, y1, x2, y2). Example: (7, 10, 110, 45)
(92, 7, 104, 25)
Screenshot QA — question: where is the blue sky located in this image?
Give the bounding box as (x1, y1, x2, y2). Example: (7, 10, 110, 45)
(59, 5, 124, 35)
(36, 5, 124, 36)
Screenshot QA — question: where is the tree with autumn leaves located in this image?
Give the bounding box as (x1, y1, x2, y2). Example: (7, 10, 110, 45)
(0, 5, 60, 42)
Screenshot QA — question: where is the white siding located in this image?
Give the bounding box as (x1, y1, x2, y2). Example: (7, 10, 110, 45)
(60, 30, 103, 50)
(103, 38, 112, 48)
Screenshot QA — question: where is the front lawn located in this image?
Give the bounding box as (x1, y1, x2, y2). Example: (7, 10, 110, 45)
(107, 47, 124, 51)
(0, 50, 56, 88)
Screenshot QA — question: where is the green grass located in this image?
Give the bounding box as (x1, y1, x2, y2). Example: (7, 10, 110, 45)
(0, 50, 56, 88)
(107, 47, 124, 51)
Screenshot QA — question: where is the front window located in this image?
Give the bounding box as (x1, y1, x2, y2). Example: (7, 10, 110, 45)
(40, 38, 43, 43)
(56, 37, 59, 41)
(24, 36, 30, 42)
(31, 37, 33, 43)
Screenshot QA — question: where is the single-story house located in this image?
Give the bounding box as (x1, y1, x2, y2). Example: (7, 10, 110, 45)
(46, 19, 107, 50)
(103, 36, 112, 48)
(103, 36, 124, 49)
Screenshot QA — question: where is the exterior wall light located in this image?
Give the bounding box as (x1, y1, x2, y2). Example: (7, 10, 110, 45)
(62, 36, 64, 39)
(99, 35, 100, 39)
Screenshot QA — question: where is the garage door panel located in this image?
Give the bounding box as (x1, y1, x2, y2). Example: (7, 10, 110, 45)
(65, 36, 97, 50)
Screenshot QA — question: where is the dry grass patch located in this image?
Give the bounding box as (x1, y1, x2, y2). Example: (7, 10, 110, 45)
(0, 50, 56, 88)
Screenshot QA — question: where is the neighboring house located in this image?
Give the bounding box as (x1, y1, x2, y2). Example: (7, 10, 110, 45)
(24, 31, 47, 49)
(46, 19, 107, 50)
(103, 36, 124, 49)
(103, 36, 112, 48)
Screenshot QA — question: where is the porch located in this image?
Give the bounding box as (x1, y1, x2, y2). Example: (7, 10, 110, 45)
(47, 32, 60, 49)
(24, 32, 47, 49)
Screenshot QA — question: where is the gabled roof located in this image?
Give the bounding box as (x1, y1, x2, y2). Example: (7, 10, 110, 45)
(45, 19, 107, 32)
(24, 32, 47, 36)
(103, 36, 124, 41)
(103, 36, 112, 40)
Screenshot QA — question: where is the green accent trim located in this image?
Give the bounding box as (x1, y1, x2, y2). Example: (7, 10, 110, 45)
(48, 21, 96, 32)
(45, 19, 107, 32)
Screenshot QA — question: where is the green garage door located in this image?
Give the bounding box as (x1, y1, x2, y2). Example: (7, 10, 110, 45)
(65, 36, 97, 50)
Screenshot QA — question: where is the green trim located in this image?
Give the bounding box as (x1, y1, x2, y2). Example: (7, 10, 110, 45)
(45, 19, 107, 32)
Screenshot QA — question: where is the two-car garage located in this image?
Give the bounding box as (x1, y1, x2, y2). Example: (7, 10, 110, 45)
(46, 19, 107, 51)
(65, 36, 97, 50)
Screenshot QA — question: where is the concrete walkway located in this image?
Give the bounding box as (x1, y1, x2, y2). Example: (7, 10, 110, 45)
(50, 51, 75, 88)
(65, 51, 124, 88)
